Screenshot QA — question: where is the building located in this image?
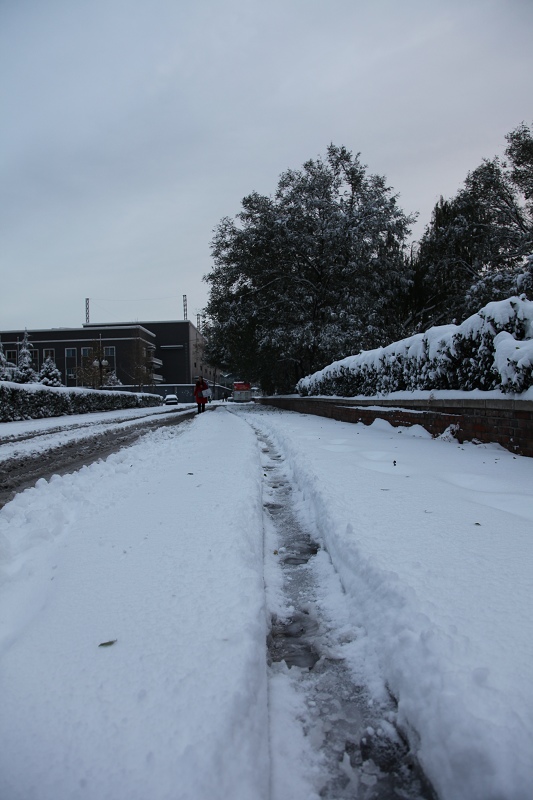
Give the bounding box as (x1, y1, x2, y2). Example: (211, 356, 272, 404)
(0, 320, 215, 396)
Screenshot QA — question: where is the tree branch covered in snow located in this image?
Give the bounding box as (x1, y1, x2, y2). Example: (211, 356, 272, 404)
(297, 297, 533, 396)
(203, 144, 415, 394)
(409, 122, 533, 329)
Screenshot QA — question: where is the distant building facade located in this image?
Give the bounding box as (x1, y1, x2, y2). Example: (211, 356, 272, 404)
(0, 320, 214, 394)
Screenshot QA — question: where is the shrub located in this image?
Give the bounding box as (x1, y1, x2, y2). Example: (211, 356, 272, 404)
(297, 296, 533, 397)
(0, 383, 161, 423)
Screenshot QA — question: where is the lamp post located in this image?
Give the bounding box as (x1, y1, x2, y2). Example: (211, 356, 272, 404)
(92, 335, 108, 388)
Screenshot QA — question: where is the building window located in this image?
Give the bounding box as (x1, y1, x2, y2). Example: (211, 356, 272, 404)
(6, 350, 16, 362)
(81, 347, 92, 358)
(65, 349, 77, 383)
(103, 346, 115, 372)
(44, 349, 55, 360)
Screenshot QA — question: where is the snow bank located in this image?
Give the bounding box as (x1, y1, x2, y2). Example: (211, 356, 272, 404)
(0, 411, 269, 800)
(240, 406, 533, 800)
(298, 296, 533, 396)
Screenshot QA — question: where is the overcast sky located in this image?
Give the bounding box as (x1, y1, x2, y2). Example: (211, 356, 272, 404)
(1, 0, 532, 331)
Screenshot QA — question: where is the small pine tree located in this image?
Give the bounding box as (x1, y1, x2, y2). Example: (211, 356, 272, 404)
(38, 356, 63, 387)
(13, 329, 38, 383)
(0, 338, 10, 381)
(103, 370, 123, 387)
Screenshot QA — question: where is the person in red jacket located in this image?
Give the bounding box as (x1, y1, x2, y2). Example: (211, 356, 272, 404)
(193, 376, 209, 413)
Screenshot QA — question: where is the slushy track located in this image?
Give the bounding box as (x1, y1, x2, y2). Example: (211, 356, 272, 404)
(237, 409, 436, 800)
(0, 409, 196, 509)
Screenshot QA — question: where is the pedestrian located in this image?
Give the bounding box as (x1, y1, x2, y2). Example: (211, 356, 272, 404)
(193, 375, 209, 414)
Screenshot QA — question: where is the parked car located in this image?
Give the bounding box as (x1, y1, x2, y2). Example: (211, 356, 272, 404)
(164, 394, 178, 405)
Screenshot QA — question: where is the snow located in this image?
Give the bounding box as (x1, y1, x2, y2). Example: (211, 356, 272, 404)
(0, 380, 155, 397)
(298, 296, 533, 396)
(283, 386, 533, 402)
(0, 403, 532, 800)
(0, 411, 269, 800)
(245, 409, 532, 800)
(493, 331, 533, 388)
(0, 404, 194, 464)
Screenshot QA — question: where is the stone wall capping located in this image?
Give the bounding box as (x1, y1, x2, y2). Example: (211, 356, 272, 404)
(255, 395, 533, 458)
(314, 396, 533, 412)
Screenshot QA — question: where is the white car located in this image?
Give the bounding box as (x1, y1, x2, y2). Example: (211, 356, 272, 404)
(164, 394, 178, 405)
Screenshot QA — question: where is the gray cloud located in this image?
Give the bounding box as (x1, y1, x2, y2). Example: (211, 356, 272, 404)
(1, 0, 532, 328)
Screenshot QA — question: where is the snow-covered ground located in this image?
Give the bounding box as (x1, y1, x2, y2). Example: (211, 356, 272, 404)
(0, 404, 194, 464)
(0, 403, 531, 800)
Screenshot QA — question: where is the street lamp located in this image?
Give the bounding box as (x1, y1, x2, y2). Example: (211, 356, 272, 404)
(93, 335, 108, 388)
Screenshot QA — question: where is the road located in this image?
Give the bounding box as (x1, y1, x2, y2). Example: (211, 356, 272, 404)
(0, 407, 196, 508)
(0, 405, 435, 798)
(1, 403, 531, 798)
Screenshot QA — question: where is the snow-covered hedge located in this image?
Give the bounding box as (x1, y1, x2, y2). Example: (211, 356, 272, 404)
(297, 296, 533, 397)
(0, 382, 162, 422)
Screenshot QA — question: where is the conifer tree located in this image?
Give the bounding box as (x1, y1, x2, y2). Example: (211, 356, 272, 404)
(13, 329, 38, 383)
(103, 371, 123, 387)
(411, 145, 533, 329)
(506, 121, 533, 213)
(38, 356, 63, 387)
(0, 338, 11, 381)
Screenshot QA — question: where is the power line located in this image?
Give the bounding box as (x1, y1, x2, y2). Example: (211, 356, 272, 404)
(90, 296, 183, 303)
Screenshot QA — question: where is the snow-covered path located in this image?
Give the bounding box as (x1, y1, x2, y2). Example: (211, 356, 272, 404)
(0, 410, 269, 800)
(242, 406, 533, 800)
(0, 404, 532, 800)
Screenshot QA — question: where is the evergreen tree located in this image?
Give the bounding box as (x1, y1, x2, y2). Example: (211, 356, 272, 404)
(505, 121, 533, 213)
(103, 371, 123, 387)
(504, 121, 533, 297)
(0, 338, 10, 381)
(204, 145, 414, 392)
(38, 356, 63, 387)
(411, 153, 532, 328)
(13, 329, 38, 383)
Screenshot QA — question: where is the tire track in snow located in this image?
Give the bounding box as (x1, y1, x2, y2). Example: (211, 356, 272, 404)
(0, 411, 196, 509)
(253, 423, 437, 800)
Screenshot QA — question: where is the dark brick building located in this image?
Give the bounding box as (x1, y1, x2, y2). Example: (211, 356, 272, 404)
(0, 320, 214, 395)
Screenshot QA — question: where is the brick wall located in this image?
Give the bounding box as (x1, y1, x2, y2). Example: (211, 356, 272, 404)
(254, 396, 533, 458)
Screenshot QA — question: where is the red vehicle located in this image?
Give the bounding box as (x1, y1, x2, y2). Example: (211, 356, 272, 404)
(232, 382, 251, 402)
